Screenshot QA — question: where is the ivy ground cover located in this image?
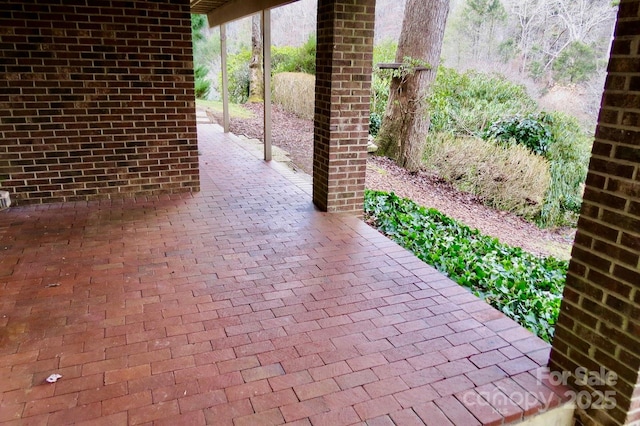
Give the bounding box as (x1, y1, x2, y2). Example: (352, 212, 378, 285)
(364, 190, 568, 343)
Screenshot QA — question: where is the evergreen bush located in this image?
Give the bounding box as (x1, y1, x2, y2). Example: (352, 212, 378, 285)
(424, 67, 592, 227)
(273, 35, 316, 75)
(194, 65, 211, 99)
(226, 50, 251, 103)
(428, 67, 537, 136)
(537, 112, 592, 227)
(483, 112, 554, 156)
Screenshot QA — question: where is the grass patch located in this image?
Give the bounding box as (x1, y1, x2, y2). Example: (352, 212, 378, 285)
(196, 99, 253, 119)
(364, 190, 567, 343)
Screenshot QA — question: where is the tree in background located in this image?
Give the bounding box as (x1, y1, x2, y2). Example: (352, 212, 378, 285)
(191, 15, 211, 99)
(509, 0, 616, 81)
(508, 0, 547, 74)
(248, 14, 264, 102)
(376, 0, 450, 171)
(459, 0, 507, 60)
(552, 41, 598, 84)
(440, 0, 616, 89)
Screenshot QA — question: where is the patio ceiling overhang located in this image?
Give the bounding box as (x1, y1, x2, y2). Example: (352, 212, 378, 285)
(190, 0, 298, 27)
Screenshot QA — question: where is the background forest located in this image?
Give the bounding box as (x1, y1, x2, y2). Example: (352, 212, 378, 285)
(194, 0, 617, 120)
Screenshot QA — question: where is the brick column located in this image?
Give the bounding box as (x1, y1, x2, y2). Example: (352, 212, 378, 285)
(313, 0, 375, 214)
(549, 2, 640, 425)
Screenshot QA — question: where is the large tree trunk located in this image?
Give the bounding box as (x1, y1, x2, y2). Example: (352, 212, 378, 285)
(248, 13, 264, 102)
(376, 0, 450, 171)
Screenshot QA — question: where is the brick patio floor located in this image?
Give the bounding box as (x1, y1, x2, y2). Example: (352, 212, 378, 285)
(0, 123, 571, 425)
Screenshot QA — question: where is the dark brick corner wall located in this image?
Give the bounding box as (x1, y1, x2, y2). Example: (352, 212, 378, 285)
(313, 0, 375, 215)
(549, 1, 640, 425)
(0, 0, 199, 205)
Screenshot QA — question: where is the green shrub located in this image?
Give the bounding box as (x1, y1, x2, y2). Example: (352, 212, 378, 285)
(364, 190, 567, 343)
(273, 35, 316, 75)
(191, 14, 207, 44)
(484, 112, 554, 156)
(425, 66, 593, 228)
(428, 67, 537, 136)
(272, 46, 298, 72)
(369, 112, 382, 137)
(226, 49, 251, 103)
(423, 133, 551, 219)
(537, 112, 592, 227)
(194, 65, 211, 99)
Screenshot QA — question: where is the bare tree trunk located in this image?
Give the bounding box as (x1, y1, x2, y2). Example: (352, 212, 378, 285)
(248, 14, 264, 102)
(376, 0, 450, 171)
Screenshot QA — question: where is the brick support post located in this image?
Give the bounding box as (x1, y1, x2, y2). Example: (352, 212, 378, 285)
(549, 1, 640, 425)
(313, 0, 375, 214)
(0, 0, 199, 205)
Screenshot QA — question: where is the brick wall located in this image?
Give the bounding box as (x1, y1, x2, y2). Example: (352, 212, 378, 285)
(549, 1, 640, 425)
(313, 0, 375, 214)
(0, 0, 199, 205)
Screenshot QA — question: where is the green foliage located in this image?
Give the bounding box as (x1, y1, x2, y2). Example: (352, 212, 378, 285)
(484, 112, 554, 156)
(369, 112, 382, 137)
(272, 46, 297, 71)
(370, 43, 397, 116)
(374, 39, 398, 66)
(273, 35, 316, 75)
(226, 50, 252, 103)
(191, 15, 213, 100)
(553, 42, 598, 84)
(446, 0, 507, 61)
(370, 53, 430, 137)
(462, 0, 507, 24)
(225, 35, 316, 104)
(194, 65, 211, 99)
(426, 67, 592, 228)
(364, 190, 567, 343)
(379, 57, 432, 80)
(194, 31, 221, 68)
(525, 44, 547, 81)
(191, 14, 207, 44)
(497, 38, 517, 63)
(537, 112, 592, 227)
(428, 67, 537, 136)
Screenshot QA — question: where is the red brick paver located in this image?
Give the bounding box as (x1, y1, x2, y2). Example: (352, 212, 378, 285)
(0, 125, 570, 424)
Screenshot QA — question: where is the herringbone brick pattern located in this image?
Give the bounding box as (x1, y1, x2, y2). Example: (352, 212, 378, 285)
(0, 125, 569, 425)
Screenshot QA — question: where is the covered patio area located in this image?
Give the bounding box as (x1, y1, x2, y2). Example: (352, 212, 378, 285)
(0, 123, 571, 425)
